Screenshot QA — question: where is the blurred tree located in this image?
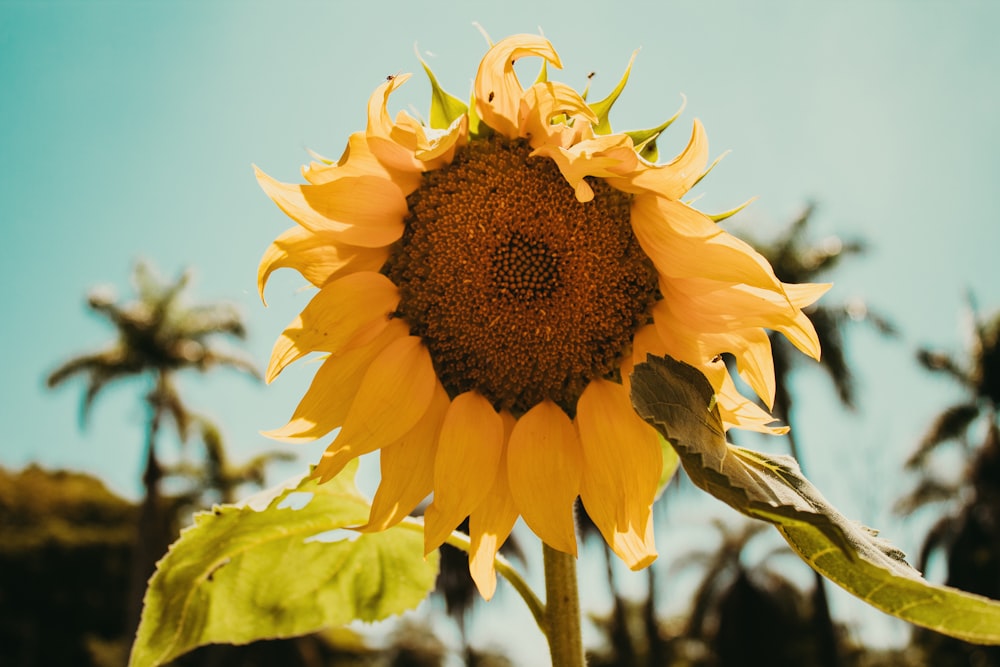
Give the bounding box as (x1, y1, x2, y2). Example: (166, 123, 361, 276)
(46, 261, 260, 634)
(739, 204, 896, 667)
(0, 466, 134, 666)
(430, 517, 520, 664)
(167, 415, 294, 507)
(897, 297, 1000, 666)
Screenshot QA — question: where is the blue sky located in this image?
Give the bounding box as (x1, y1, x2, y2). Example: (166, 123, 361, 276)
(2, 0, 998, 659)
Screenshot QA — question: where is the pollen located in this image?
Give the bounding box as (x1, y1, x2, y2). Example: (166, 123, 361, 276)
(385, 138, 658, 415)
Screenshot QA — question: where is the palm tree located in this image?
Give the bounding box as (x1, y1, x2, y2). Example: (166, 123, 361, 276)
(896, 297, 1000, 666)
(670, 519, 829, 667)
(168, 416, 295, 506)
(738, 204, 896, 667)
(47, 261, 259, 633)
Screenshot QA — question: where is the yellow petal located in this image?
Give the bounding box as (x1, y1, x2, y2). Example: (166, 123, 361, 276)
(313, 335, 437, 482)
(474, 34, 562, 138)
(631, 195, 783, 290)
(506, 400, 581, 555)
(255, 167, 407, 248)
(702, 327, 776, 409)
(657, 277, 824, 361)
(577, 379, 661, 569)
(469, 410, 519, 599)
(612, 119, 709, 199)
(262, 318, 408, 442)
(424, 391, 505, 553)
(717, 373, 789, 435)
(532, 133, 638, 203)
(365, 73, 427, 173)
(393, 111, 469, 169)
(361, 382, 450, 532)
(519, 80, 596, 149)
(303, 131, 423, 195)
(621, 323, 669, 393)
(257, 225, 388, 303)
(266, 271, 399, 383)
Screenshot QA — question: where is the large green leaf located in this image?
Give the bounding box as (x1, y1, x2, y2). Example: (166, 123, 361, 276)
(630, 353, 1000, 645)
(128, 460, 440, 667)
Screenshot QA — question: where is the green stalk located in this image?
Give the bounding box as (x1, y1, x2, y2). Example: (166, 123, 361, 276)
(543, 543, 585, 667)
(392, 518, 547, 632)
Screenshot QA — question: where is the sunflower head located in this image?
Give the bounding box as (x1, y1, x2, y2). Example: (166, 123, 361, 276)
(257, 34, 830, 599)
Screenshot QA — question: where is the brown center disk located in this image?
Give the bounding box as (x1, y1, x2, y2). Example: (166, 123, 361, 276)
(385, 137, 658, 415)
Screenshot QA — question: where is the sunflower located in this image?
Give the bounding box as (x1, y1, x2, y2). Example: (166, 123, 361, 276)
(256, 34, 829, 599)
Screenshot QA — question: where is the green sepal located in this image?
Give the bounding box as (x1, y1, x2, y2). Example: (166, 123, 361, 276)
(708, 196, 757, 223)
(630, 354, 1000, 646)
(625, 96, 687, 163)
(588, 50, 637, 135)
(416, 48, 468, 130)
(128, 460, 440, 667)
(467, 91, 491, 140)
(535, 60, 549, 85)
(687, 149, 728, 191)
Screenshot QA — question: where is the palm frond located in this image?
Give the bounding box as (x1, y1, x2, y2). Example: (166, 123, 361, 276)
(906, 402, 981, 468)
(894, 476, 963, 516)
(916, 349, 971, 387)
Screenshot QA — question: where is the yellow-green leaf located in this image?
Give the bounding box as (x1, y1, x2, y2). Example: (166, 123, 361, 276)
(128, 460, 439, 667)
(630, 353, 1000, 645)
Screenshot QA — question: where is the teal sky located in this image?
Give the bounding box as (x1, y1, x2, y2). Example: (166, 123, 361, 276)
(2, 0, 998, 659)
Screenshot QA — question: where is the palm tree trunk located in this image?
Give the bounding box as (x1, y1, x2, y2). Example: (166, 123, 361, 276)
(602, 541, 636, 665)
(126, 382, 173, 639)
(644, 561, 665, 667)
(784, 423, 841, 667)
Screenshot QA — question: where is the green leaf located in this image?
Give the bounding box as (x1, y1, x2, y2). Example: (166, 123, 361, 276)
(630, 353, 1000, 645)
(128, 460, 440, 667)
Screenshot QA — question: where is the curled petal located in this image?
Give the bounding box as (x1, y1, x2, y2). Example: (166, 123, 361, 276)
(577, 379, 661, 569)
(704, 327, 776, 409)
(519, 80, 597, 149)
(718, 373, 789, 435)
(424, 392, 505, 553)
(257, 225, 387, 303)
(266, 272, 399, 383)
(366, 73, 426, 173)
(313, 336, 437, 482)
(392, 111, 469, 169)
(612, 119, 710, 199)
(256, 168, 407, 248)
(474, 34, 562, 138)
(361, 382, 451, 532)
(533, 133, 638, 202)
(507, 401, 581, 555)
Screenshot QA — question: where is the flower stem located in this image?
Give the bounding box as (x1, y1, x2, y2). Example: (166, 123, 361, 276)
(390, 518, 547, 632)
(441, 530, 547, 632)
(543, 543, 585, 667)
